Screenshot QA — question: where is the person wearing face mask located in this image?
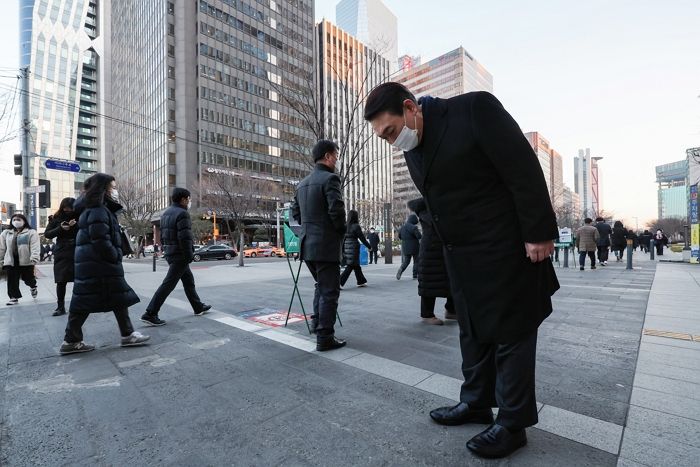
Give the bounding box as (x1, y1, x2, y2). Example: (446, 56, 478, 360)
(44, 197, 78, 316)
(364, 83, 559, 459)
(60, 173, 149, 355)
(141, 187, 211, 326)
(654, 229, 668, 256)
(291, 139, 348, 351)
(0, 214, 40, 305)
(367, 227, 380, 264)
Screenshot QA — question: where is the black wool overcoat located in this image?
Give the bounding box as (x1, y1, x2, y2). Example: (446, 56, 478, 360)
(44, 212, 78, 283)
(404, 92, 560, 343)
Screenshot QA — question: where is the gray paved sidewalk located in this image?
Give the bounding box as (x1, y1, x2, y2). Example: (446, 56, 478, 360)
(0, 249, 690, 465)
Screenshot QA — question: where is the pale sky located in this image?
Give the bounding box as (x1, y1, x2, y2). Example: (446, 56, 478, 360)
(1, 1, 698, 228)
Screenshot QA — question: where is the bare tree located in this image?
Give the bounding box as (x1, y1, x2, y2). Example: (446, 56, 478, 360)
(198, 169, 283, 266)
(191, 218, 212, 244)
(117, 178, 159, 246)
(646, 217, 686, 241)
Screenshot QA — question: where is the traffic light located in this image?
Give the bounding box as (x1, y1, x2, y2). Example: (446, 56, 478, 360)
(38, 179, 51, 208)
(13, 154, 22, 176)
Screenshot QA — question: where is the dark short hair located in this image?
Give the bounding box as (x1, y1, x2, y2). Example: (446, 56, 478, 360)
(171, 187, 191, 203)
(595, 217, 604, 222)
(584, 218, 593, 224)
(364, 82, 416, 121)
(312, 139, 339, 162)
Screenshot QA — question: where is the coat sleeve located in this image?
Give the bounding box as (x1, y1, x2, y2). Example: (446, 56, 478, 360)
(575, 228, 581, 249)
(594, 229, 600, 242)
(177, 211, 194, 262)
(413, 225, 422, 240)
(0, 231, 6, 268)
(291, 192, 301, 224)
(471, 92, 558, 243)
(44, 219, 62, 240)
(29, 230, 41, 264)
(325, 174, 347, 234)
(87, 208, 120, 263)
(356, 227, 371, 249)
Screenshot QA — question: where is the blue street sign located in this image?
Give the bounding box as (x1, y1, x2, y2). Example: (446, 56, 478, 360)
(45, 159, 81, 173)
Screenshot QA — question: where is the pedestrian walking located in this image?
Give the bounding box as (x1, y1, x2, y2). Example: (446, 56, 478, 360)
(339, 210, 371, 288)
(44, 197, 78, 316)
(595, 217, 612, 266)
(576, 218, 599, 270)
(365, 83, 559, 458)
(0, 214, 40, 305)
(60, 173, 149, 355)
(291, 140, 347, 351)
(611, 221, 628, 261)
(141, 188, 211, 326)
(639, 230, 652, 253)
(367, 227, 380, 264)
(407, 198, 456, 325)
(397, 213, 421, 280)
(654, 229, 668, 256)
(627, 231, 639, 251)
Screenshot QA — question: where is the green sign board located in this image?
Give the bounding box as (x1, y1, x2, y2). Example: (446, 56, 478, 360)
(283, 224, 300, 253)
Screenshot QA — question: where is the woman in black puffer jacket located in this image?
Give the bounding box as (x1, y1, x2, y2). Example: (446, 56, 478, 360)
(611, 220, 628, 261)
(44, 197, 78, 316)
(60, 173, 150, 355)
(340, 210, 371, 288)
(407, 198, 456, 325)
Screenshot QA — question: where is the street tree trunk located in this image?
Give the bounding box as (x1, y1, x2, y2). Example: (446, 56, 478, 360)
(238, 229, 245, 267)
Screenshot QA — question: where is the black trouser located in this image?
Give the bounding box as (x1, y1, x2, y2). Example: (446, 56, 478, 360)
(64, 308, 134, 343)
(453, 299, 538, 430)
(146, 260, 204, 314)
(340, 263, 367, 286)
(597, 246, 609, 263)
(399, 253, 419, 278)
(6, 266, 37, 299)
(579, 251, 596, 268)
(655, 243, 664, 255)
(420, 295, 454, 318)
(306, 261, 340, 338)
(56, 282, 67, 306)
(369, 248, 378, 264)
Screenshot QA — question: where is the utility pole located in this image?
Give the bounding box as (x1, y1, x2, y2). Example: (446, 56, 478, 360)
(19, 67, 33, 226)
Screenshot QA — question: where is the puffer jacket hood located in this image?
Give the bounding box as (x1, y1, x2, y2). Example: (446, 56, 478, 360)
(407, 198, 426, 214)
(407, 214, 419, 225)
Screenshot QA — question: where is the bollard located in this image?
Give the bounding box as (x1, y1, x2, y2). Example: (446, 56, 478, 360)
(649, 239, 655, 260)
(563, 246, 569, 268)
(152, 252, 156, 272)
(626, 239, 633, 270)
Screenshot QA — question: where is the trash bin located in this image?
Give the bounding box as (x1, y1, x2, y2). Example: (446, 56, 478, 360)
(359, 244, 369, 265)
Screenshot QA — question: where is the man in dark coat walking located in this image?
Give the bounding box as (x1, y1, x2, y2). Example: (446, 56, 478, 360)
(291, 140, 347, 351)
(365, 83, 559, 459)
(141, 188, 211, 326)
(397, 214, 421, 280)
(595, 217, 612, 266)
(367, 227, 380, 264)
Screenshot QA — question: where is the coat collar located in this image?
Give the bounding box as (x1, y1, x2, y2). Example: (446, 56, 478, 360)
(314, 162, 334, 173)
(410, 97, 449, 185)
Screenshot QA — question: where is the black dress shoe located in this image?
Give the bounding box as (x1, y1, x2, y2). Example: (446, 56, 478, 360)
(429, 402, 494, 426)
(467, 424, 527, 459)
(194, 304, 212, 316)
(316, 336, 346, 352)
(309, 319, 318, 334)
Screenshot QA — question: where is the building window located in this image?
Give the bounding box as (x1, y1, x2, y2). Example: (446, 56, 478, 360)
(168, 23, 175, 36)
(168, 2, 174, 14)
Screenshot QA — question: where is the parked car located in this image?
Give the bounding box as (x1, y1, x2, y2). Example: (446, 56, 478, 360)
(270, 247, 286, 257)
(244, 247, 272, 257)
(144, 245, 154, 254)
(192, 244, 237, 262)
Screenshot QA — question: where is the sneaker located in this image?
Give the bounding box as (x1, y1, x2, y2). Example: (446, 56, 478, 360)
(591, 265, 596, 270)
(422, 317, 444, 325)
(580, 266, 584, 271)
(30, 287, 38, 298)
(357, 282, 367, 288)
(59, 341, 95, 355)
(6, 298, 18, 306)
(121, 331, 150, 347)
(140, 313, 166, 326)
(52, 306, 66, 317)
(396, 268, 403, 280)
(194, 304, 212, 316)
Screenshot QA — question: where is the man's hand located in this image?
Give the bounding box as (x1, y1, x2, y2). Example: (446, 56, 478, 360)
(525, 241, 555, 263)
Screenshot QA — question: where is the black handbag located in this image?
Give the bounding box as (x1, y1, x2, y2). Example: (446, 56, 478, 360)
(119, 227, 134, 255)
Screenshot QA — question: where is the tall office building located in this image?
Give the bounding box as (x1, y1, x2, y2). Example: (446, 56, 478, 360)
(111, 0, 316, 221)
(656, 160, 687, 219)
(336, 0, 398, 71)
(392, 47, 493, 213)
(524, 132, 565, 207)
(316, 20, 392, 229)
(574, 148, 603, 218)
(19, 0, 109, 228)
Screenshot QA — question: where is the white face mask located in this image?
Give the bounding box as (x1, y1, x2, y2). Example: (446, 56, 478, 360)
(12, 220, 24, 229)
(393, 111, 419, 151)
(110, 189, 119, 202)
(187, 200, 192, 210)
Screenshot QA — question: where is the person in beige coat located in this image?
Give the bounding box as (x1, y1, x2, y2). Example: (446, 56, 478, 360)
(576, 218, 600, 271)
(0, 214, 41, 305)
